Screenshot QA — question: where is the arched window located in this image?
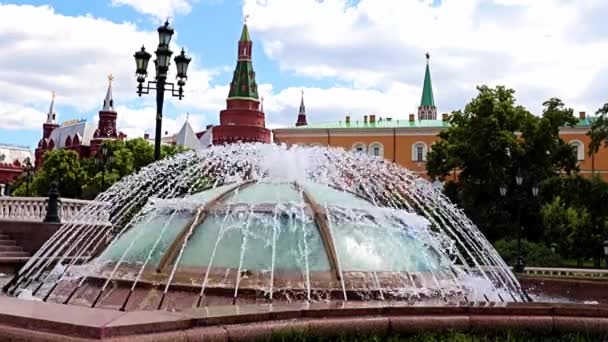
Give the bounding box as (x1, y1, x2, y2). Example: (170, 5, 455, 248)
(570, 140, 585, 161)
(65, 136, 72, 147)
(412, 142, 428, 162)
(368, 142, 384, 158)
(73, 134, 80, 146)
(48, 139, 55, 149)
(352, 142, 366, 154)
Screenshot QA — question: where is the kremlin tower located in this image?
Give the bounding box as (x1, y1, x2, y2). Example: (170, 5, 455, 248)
(90, 75, 119, 156)
(34, 92, 59, 168)
(212, 22, 271, 144)
(295, 90, 308, 127)
(418, 53, 437, 121)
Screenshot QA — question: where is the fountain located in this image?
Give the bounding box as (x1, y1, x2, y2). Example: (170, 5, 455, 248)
(2, 143, 527, 311)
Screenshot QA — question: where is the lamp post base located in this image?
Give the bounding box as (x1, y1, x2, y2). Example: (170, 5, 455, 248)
(514, 258, 525, 273)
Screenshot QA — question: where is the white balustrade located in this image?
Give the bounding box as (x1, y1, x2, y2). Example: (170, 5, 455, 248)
(522, 266, 608, 280)
(0, 197, 109, 224)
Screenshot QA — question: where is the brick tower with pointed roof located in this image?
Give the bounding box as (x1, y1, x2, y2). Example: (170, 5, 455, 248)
(418, 53, 437, 120)
(90, 74, 120, 156)
(295, 90, 308, 126)
(213, 22, 271, 144)
(35, 92, 60, 168)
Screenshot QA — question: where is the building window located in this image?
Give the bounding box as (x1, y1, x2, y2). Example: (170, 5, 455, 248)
(412, 142, 428, 162)
(352, 142, 366, 154)
(570, 140, 585, 161)
(368, 142, 384, 158)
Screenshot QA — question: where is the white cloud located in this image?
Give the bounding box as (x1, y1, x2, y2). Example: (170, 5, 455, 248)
(110, 0, 197, 20)
(0, 103, 45, 130)
(0, 3, 225, 132)
(244, 0, 608, 116)
(260, 83, 421, 127)
(115, 105, 209, 139)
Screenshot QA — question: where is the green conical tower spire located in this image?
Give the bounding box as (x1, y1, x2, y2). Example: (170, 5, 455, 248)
(240, 23, 251, 42)
(418, 52, 437, 120)
(420, 53, 435, 107)
(227, 23, 259, 101)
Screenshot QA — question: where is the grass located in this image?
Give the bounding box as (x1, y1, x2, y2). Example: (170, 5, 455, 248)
(268, 331, 608, 342)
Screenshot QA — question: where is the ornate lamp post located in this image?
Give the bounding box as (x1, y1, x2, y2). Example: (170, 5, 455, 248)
(133, 21, 192, 161)
(603, 240, 608, 269)
(95, 146, 114, 190)
(500, 175, 538, 273)
(513, 171, 525, 273)
(24, 158, 34, 197)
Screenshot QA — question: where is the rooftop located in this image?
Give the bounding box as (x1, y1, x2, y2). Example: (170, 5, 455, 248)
(280, 117, 594, 130)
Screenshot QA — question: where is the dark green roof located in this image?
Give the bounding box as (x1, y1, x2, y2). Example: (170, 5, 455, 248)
(228, 24, 258, 100)
(240, 24, 250, 42)
(291, 119, 449, 129)
(287, 117, 594, 130)
(420, 61, 435, 107)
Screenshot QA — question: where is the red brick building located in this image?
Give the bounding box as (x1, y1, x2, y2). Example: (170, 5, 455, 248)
(211, 23, 271, 144)
(0, 144, 34, 193)
(34, 76, 126, 168)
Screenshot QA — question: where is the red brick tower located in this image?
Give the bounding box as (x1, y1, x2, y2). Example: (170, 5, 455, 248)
(90, 74, 119, 155)
(35, 92, 59, 168)
(212, 23, 271, 144)
(295, 90, 308, 127)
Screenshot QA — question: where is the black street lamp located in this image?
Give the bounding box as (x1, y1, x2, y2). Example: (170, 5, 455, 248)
(24, 158, 34, 197)
(134, 21, 192, 161)
(500, 173, 538, 273)
(603, 240, 608, 269)
(513, 171, 525, 273)
(95, 146, 114, 190)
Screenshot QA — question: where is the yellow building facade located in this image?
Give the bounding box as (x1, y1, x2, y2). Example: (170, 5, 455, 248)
(273, 113, 607, 181)
(273, 56, 607, 181)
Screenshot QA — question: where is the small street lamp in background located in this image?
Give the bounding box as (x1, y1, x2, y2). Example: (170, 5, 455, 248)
(603, 240, 608, 268)
(550, 242, 558, 254)
(133, 21, 192, 161)
(95, 146, 114, 190)
(24, 158, 34, 197)
(499, 174, 539, 273)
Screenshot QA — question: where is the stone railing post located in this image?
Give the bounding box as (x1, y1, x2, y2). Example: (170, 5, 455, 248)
(44, 182, 61, 223)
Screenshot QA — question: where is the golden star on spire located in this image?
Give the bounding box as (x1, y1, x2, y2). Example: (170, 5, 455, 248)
(108, 74, 114, 85)
(51, 91, 56, 99)
(244, 14, 250, 24)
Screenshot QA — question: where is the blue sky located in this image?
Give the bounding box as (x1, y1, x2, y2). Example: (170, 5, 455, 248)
(0, 0, 607, 149)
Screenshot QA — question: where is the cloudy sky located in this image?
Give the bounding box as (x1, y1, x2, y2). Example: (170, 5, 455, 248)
(0, 0, 607, 148)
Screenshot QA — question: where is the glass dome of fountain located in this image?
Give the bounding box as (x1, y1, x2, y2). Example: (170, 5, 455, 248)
(85, 180, 455, 307)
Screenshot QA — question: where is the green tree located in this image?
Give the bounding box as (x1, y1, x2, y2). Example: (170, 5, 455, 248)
(161, 143, 189, 159)
(10, 174, 32, 197)
(540, 175, 608, 266)
(426, 86, 578, 241)
(81, 139, 189, 199)
(125, 138, 155, 171)
(32, 149, 88, 198)
(588, 103, 608, 175)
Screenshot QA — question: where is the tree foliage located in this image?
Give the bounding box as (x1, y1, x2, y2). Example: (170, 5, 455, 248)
(11, 138, 189, 199)
(17, 149, 89, 198)
(588, 103, 608, 160)
(427, 86, 578, 242)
